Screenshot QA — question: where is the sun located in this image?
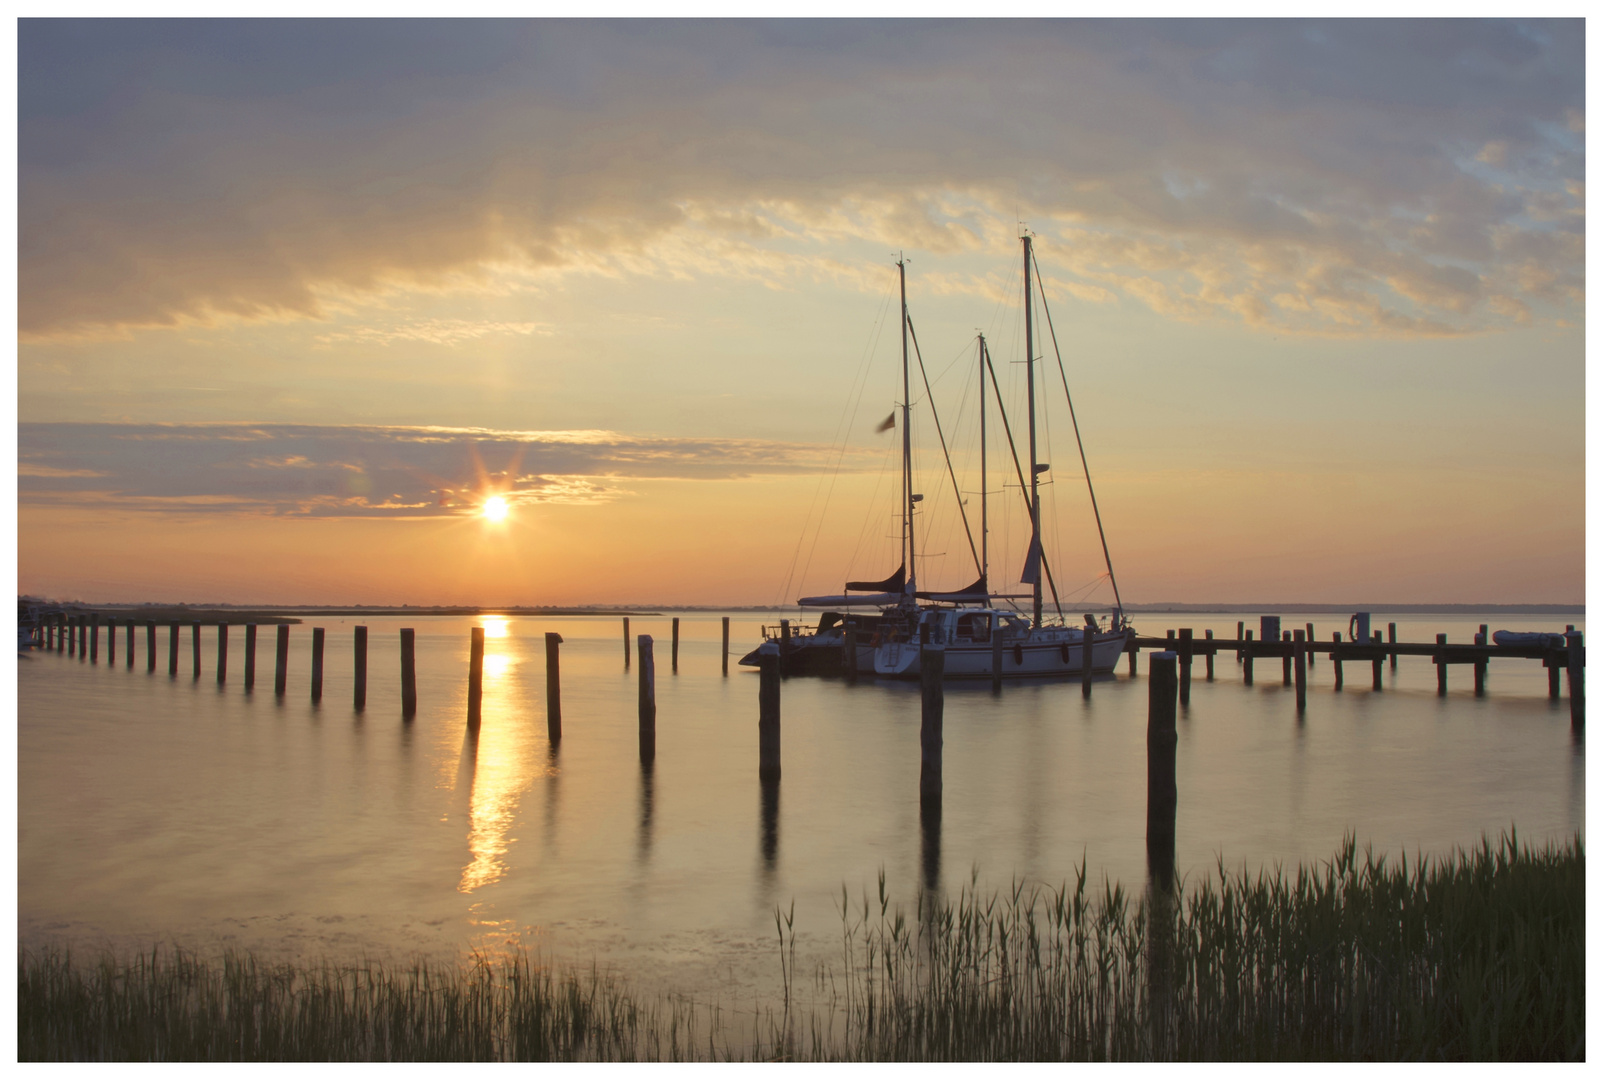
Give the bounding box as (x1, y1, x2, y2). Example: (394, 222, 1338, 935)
(482, 495, 509, 522)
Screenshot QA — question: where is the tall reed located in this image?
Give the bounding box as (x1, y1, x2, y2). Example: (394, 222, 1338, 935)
(20, 831, 1582, 1061)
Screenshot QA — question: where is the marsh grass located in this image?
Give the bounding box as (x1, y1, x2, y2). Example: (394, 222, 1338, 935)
(21, 831, 1582, 1061)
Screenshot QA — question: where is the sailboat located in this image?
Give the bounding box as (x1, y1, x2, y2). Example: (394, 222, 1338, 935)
(870, 233, 1134, 680)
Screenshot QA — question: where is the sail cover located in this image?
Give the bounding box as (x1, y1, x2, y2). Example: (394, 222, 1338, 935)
(846, 564, 905, 594)
(916, 574, 988, 602)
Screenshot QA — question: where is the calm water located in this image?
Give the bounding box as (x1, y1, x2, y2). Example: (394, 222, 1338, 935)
(18, 610, 1585, 1005)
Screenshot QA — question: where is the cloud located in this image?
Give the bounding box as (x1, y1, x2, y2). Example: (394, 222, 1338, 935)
(17, 422, 876, 517)
(18, 19, 1584, 340)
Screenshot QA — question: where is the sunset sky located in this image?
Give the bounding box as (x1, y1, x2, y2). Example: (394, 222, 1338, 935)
(15, 19, 1585, 607)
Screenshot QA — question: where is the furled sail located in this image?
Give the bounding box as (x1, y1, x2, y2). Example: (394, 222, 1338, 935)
(846, 564, 905, 594)
(916, 574, 988, 602)
(1020, 538, 1042, 586)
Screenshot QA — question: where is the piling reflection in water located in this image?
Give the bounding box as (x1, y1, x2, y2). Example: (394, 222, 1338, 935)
(919, 798, 941, 894)
(637, 761, 655, 865)
(759, 777, 779, 873)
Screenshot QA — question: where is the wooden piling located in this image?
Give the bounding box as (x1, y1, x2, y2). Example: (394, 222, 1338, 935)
(80, 617, 88, 660)
(1306, 623, 1316, 669)
(1567, 631, 1583, 731)
(920, 643, 945, 805)
(1389, 622, 1398, 670)
(467, 627, 484, 731)
(1146, 651, 1178, 869)
(1177, 628, 1192, 706)
(671, 617, 680, 673)
(126, 620, 136, 669)
(1293, 629, 1306, 713)
(90, 616, 99, 664)
(1549, 655, 1562, 699)
(244, 624, 256, 689)
(1372, 631, 1384, 690)
(780, 619, 791, 661)
(721, 616, 730, 677)
(993, 613, 1005, 692)
(1236, 622, 1244, 663)
(401, 629, 418, 718)
(543, 632, 561, 741)
(311, 627, 325, 703)
(1474, 625, 1488, 696)
(1083, 618, 1096, 699)
(66, 616, 74, 656)
(623, 617, 630, 668)
(758, 652, 781, 780)
(1435, 633, 1447, 696)
(1281, 630, 1292, 685)
(274, 625, 289, 696)
(216, 623, 228, 684)
(190, 622, 201, 680)
(1242, 630, 1254, 685)
(107, 620, 116, 666)
(168, 623, 179, 676)
(1126, 638, 1137, 677)
(638, 634, 656, 763)
(844, 620, 858, 682)
(1204, 629, 1214, 681)
(353, 625, 368, 710)
(1333, 632, 1344, 691)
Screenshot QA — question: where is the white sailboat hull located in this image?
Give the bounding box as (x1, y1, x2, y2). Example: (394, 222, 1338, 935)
(873, 627, 1131, 679)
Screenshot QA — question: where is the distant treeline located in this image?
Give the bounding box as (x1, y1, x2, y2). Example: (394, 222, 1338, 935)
(20, 831, 1583, 1061)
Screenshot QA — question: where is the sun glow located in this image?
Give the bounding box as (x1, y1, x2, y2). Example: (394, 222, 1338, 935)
(482, 495, 509, 522)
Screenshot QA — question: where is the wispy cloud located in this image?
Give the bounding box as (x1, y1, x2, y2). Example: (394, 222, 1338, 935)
(18, 422, 876, 517)
(18, 20, 1583, 340)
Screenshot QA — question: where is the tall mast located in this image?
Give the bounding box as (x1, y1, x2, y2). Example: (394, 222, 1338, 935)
(1024, 233, 1042, 628)
(899, 255, 915, 600)
(978, 333, 988, 592)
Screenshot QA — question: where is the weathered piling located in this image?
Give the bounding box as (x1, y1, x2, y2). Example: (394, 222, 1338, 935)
(1306, 623, 1316, 669)
(126, 620, 136, 669)
(353, 625, 368, 710)
(401, 629, 418, 718)
(1126, 637, 1137, 677)
(1549, 654, 1563, 698)
(311, 627, 326, 703)
(107, 620, 116, 666)
(671, 617, 680, 673)
(274, 625, 289, 697)
(1082, 617, 1095, 699)
(216, 623, 228, 684)
(1177, 628, 1193, 706)
(1388, 622, 1398, 670)
(190, 622, 201, 680)
(66, 616, 74, 657)
(844, 620, 858, 681)
(1333, 632, 1344, 690)
(721, 616, 730, 677)
(1146, 651, 1178, 878)
(992, 614, 1005, 691)
(543, 632, 560, 740)
(1204, 628, 1215, 681)
(1435, 633, 1448, 696)
(1281, 630, 1292, 685)
(244, 624, 256, 689)
(758, 652, 781, 780)
(1372, 631, 1384, 690)
(637, 634, 656, 763)
(920, 642, 945, 806)
(1236, 621, 1244, 663)
(168, 623, 179, 676)
(1474, 625, 1488, 696)
(1567, 631, 1583, 730)
(467, 627, 485, 732)
(779, 619, 791, 660)
(1242, 629, 1254, 685)
(1293, 629, 1307, 712)
(80, 616, 88, 660)
(623, 617, 630, 669)
(90, 616, 100, 664)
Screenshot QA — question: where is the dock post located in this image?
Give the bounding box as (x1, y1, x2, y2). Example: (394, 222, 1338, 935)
(107, 620, 116, 666)
(190, 622, 201, 680)
(1243, 630, 1254, 685)
(1333, 632, 1344, 691)
(721, 616, 730, 677)
(81, 616, 89, 660)
(1372, 631, 1384, 691)
(779, 619, 791, 664)
(274, 625, 289, 697)
(844, 620, 858, 682)
(1293, 629, 1307, 713)
(311, 627, 325, 703)
(543, 632, 561, 741)
(401, 629, 418, 718)
(1177, 628, 1192, 706)
(1126, 637, 1137, 677)
(1281, 630, 1292, 685)
(920, 642, 945, 806)
(1435, 633, 1447, 696)
(993, 613, 1005, 692)
(1204, 629, 1214, 681)
(90, 615, 99, 663)
(1474, 625, 1487, 696)
(671, 617, 680, 673)
(145, 620, 156, 670)
(1306, 623, 1316, 669)
(1567, 631, 1583, 731)
(66, 616, 73, 656)
(216, 623, 228, 684)
(244, 625, 256, 690)
(1388, 622, 1398, 670)
(623, 617, 630, 669)
(1083, 618, 1097, 699)
(1236, 622, 1244, 663)
(758, 652, 781, 780)
(1549, 654, 1562, 699)
(1146, 651, 1178, 880)
(126, 620, 136, 669)
(353, 625, 368, 710)
(168, 623, 179, 676)
(467, 627, 484, 732)
(638, 634, 656, 763)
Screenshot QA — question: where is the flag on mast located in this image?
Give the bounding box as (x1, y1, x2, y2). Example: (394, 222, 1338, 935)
(874, 412, 895, 433)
